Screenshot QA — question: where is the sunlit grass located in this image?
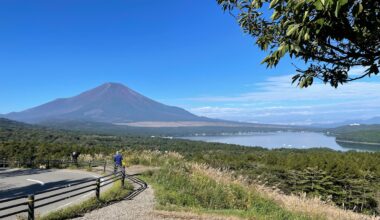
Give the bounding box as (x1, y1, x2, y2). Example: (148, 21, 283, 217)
(142, 162, 312, 220)
(131, 150, 376, 220)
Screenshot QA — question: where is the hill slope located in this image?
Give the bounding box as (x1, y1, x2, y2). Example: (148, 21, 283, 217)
(328, 124, 380, 144)
(5, 83, 207, 124)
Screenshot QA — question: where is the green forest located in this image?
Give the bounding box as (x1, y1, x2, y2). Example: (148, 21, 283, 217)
(1, 118, 379, 214)
(329, 125, 380, 144)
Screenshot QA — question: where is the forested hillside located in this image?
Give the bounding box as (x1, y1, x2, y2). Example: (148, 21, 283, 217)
(0, 118, 118, 160)
(1, 118, 379, 214)
(329, 125, 380, 144)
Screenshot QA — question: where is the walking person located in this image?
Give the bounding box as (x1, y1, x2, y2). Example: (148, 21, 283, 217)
(113, 151, 123, 173)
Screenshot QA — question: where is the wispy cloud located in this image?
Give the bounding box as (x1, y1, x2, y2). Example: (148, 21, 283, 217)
(187, 75, 380, 125)
(190, 76, 380, 103)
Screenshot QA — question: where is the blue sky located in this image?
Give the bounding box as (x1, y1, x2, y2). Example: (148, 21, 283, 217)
(1, 0, 379, 125)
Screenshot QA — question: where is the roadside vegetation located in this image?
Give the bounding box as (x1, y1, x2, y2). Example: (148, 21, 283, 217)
(126, 151, 377, 220)
(143, 163, 310, 219)
(39, 180, 133, 220)
(125, 140, 380, 215)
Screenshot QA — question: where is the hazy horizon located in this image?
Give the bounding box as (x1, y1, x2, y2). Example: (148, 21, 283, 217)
(1, 81, 379, 126)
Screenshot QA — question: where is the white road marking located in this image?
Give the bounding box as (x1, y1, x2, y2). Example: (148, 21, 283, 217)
(26, 179, 44, 186)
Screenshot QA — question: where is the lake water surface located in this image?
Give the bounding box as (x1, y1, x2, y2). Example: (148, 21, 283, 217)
(182, 132, 380, 152)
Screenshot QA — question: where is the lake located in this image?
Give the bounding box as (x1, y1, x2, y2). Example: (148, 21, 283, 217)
(182, 132, 380, 152)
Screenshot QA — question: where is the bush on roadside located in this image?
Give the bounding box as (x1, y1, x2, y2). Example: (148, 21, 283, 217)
(143, 159, 309, 220)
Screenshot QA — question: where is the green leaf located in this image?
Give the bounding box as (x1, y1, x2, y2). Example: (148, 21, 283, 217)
(315, 18, 324, 26)
(262, 43, 268, 51)
(353, 3, 364, 16)
(358, 3, 363, 15)
(294, 1, 304, 11)
(269, 0, 279, 9)
(307, 76, 313, 86)
(286, 24, 299, 36)
(271, 11, 281, 20)
(304, 32, 310, 41)
(261, 56, 271, 64)
(335, 1, 341, 17)
(335, 0, 348, 17)
(303, 11, 309, 22)
(294, 45, 301, 53)
(314, 1, 323, 10)
(277, 43, 287, 57)
(299, 78, 306, 88)
(292, 74, 301, 84)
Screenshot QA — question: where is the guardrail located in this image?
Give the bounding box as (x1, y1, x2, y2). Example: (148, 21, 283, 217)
(0, 158, 9, 168)
(0, 171, 125, 220)
(124, 174, 148, 200)
(0, 158, 109, 172)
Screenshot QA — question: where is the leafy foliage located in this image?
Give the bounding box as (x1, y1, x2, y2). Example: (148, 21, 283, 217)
(216, 0, 380, 87)
(329, 124, 380, 143)
(286, 167, 377, 212)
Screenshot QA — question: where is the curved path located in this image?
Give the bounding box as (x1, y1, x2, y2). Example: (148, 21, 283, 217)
(0, 168, 102, 219)
(75, 166, 236, 220)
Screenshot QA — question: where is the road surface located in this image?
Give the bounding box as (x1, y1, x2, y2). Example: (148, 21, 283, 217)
(0, 168, 103, 219)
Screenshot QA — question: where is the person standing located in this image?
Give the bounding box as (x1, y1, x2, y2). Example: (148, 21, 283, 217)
(71, 151, 80, 167)
(113, 151, 123, 173)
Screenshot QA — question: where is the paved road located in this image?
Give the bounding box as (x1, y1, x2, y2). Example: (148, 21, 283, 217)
(0, 168, 104, 219)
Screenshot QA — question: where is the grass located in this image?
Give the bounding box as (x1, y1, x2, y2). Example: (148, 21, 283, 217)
(141, 161, 312, 220)
(39, 180, 133, 220)
(129, 150, 376, 220)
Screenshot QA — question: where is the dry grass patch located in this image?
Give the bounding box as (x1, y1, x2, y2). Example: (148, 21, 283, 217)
(127, 150, 379, 220)
(192, 163, 379, 220)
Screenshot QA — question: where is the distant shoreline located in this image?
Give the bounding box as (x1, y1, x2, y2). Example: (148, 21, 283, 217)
(336, 139, 380, 146)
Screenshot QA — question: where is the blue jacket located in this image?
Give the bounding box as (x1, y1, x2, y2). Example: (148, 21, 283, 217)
(114, 154, 123, 166)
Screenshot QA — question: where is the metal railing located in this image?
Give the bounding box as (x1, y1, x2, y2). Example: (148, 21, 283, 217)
(0, 158, 109, 173)
(0, 158, 9, 168)
(0, 171, 125, 220)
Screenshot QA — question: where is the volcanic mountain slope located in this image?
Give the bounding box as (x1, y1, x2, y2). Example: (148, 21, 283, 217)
(5, 83, 210, 124)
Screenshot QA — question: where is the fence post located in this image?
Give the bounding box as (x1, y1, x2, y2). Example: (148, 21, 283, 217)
(121, 171, 125, 188)
(96, 178, 100, 200)
(103, 161, 107, 173)
(28, 194, 35, 220)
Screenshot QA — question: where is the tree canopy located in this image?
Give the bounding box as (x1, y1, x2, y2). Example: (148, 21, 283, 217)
(217, 0, 380, 87)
